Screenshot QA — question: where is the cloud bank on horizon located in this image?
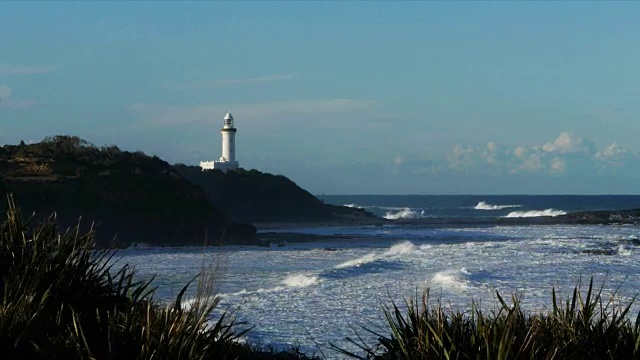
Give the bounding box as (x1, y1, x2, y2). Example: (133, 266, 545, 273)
(445, 132, 634, 176)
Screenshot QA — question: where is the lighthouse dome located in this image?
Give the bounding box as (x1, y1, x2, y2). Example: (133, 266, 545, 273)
(224, 112, 234, 121)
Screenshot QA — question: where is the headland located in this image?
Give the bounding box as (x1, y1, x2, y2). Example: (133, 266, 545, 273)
(0, 136, 379, 247)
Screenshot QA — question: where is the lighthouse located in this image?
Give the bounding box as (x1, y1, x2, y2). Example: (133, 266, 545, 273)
(199, 112, 240, 172)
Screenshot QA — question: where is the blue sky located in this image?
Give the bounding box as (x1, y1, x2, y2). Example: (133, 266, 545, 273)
(2, 2, 640, 194)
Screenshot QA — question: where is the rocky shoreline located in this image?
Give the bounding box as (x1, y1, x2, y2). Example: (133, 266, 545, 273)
(254, 208, 640, 246)
(381, 208, 640, 227)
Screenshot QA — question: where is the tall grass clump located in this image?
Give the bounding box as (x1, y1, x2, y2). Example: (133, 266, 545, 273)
(0, 195, 248, 359)
(339, 280, 640, 360)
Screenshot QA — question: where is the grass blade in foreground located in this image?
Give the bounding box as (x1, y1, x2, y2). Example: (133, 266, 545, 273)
(336, 280, 640, 359)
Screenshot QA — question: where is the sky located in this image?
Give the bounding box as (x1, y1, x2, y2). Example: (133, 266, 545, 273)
(1, 2, 640, 194)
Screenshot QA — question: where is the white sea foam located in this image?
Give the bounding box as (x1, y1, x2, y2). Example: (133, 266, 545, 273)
(343, 203, 364, 209)
(335, 241, 416, 269)
(119, 221, 640, 357)
(384, 241, 416, 256)
(618, 245, 633, 256)
(430, 268, 471, 291)
(181, 295, 219, 310)
(335, 253, 377, 269)
(504, 209, 567, 218)
(474, 201, 521, 211)
(217, 287, 285, 298)
(225, 289, 249, 297)
(384, 208, 425, 220)
(281, 274, 320, 288)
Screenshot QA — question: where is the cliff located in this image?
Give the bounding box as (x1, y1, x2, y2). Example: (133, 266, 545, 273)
(174, 165, 378, 223)
(0, 136, 256, 247)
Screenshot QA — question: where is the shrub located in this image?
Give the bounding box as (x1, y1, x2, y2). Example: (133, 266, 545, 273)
(0, 195, 247, 359)
(338, 280, 640, 359)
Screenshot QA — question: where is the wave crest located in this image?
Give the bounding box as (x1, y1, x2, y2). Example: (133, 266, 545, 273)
(474, 201, 521, 211)
(335, 241, 416, 269)
(504, 209, 567, 218)
(281, 274, 320, 288)
(384, 208, 425, 220)
(430, 268, 471, 291)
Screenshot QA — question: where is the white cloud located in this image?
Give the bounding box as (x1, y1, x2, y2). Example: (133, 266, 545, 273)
(513, 146, 528, 160)
(481, 141, 498, 164)
(550, 157, 566, 173)
(0, 85, 37, 110)
(0, 63, 57, 75)
(510, 146, 547, 173)
(595, 142, 625, 160)
(130, 98, 375, 126)
(542, 132, 596, 155)
(447, 144, 476, 170)
(443, 132, 638, 176)
(594, 142, 627, 166)
(518, 153, 545, 172)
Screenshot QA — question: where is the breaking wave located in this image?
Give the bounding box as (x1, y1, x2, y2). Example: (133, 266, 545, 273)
(335, 241, 416, 269)
(430, 268, 471, 291)
(474, 201, 521, 211)
(281, 274, 321, 288)
(617, 245, 633, 256)
(504, 209, 567, 218)
(384, 208, 425, 220)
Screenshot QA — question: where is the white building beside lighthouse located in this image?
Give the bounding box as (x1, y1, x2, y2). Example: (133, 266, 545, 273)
(199, 112, 240, 172)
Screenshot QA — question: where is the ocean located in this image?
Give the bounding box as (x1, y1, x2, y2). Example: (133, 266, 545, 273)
(117, 195, 640, 358)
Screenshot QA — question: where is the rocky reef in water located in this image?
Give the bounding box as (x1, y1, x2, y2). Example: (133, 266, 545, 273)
(558, 209, 640, 224)
(0, 136, 257, 247)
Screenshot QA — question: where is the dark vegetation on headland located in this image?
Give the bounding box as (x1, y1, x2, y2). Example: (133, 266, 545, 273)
(174, 164, 377, 224)
(4, 199, 640, 359)
(0, 136, 375, 247)
(0, 136, 258, 247)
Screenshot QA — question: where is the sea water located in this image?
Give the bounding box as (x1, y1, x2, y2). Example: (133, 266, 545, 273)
(117, 195, 640, 358)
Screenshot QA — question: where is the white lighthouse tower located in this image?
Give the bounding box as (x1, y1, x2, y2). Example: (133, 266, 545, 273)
(199, 112, 240, 172)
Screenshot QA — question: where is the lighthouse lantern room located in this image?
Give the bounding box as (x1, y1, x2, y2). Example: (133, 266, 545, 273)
(200, 112, 240, 172)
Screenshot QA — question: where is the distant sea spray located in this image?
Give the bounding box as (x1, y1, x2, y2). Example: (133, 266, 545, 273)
(383, 207, 426, 220)
(343, 203, 427, 220)
(343, 203, 365, 209)
(504, 209, 567, 218)
(474, 201, 522, 211)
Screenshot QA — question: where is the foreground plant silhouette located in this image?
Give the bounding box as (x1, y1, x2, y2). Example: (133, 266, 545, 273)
(336, 280, 640, 360)
(0, 195, 257, 359)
